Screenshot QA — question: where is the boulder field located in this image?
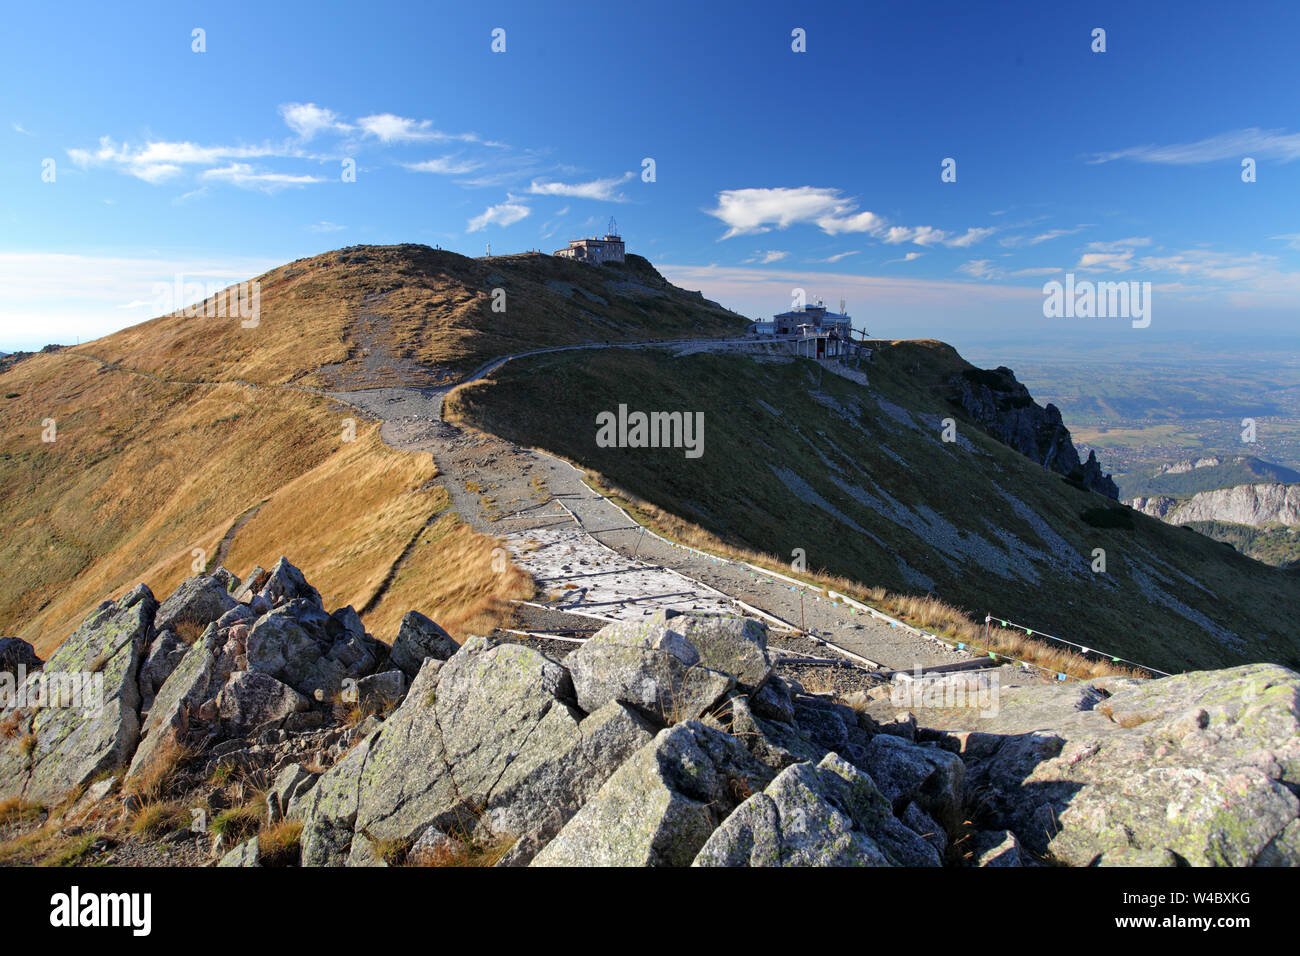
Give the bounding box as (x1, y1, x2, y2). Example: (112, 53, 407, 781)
(2, 559, 1297, 867)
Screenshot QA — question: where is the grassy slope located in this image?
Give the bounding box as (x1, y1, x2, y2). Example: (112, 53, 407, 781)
(448, 341, 1300, 673)
(1, 244, 742, 654)
(79, 245, 746, 390)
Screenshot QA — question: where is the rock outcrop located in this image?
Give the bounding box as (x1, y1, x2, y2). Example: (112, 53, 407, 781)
(862, 663, 1300, 866)
(1130, 483, 1300, 527)
(0, 585, 157, 803)
(945, 366, 1118, 498)
(7, 560, 1297, 869)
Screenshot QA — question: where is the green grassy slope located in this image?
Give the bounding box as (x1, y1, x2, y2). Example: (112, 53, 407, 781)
(450, 340, 1300, 673)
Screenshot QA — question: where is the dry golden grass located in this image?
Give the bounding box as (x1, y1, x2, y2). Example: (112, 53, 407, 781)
(362, 513, 534, 642)
(128, 799, 189, 838)
(0, 796, 43, 826)
(258, 818, 303, 867)
(0, 244, 740, 660)
(580, 471, 1140, 680)
(1, 357, 529, 656)
(123, 735, 188, 804)
(211, 797, 266, 845)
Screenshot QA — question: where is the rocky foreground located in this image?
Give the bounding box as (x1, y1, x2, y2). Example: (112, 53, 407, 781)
(1, 559, 1297, 867)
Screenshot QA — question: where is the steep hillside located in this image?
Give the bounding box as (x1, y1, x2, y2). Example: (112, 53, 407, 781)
(448, 341, 1300, 673)
(1, 245, 742, 655)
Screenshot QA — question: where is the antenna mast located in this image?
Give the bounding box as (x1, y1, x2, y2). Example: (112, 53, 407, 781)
(608, 215, 618, 237)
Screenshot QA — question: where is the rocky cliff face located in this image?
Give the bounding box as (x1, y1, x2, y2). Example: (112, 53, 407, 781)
(4, 561, 1297, 867)
(945, 366, 1118, 499)
(1130, 483, 1300, 527)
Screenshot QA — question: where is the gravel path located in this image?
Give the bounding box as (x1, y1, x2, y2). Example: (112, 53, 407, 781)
(329, 342, 973, 673)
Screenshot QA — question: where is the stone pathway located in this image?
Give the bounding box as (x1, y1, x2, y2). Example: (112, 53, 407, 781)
(330, 342, 972, 672)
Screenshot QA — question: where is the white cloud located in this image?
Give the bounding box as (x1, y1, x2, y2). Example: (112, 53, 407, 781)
(744, 250, 789, 264)
(706, 187, 874, 239)
(1076, 251, 1135, 272)
(308, 221, 346, 233)
(1136, 250, 1276, 283)
(818, 210, 887, 236)
(201, 163, 325, 191)
(405, 156, 482, 175)
(958, 259, 1000, 279)
(1084, 237, 1151, 252)
(528, 173, 633, 202)
(280, 102, 351, 139)
(358, 113, 435, 142)
(1088, 127, 1300, 165)
(357, 112, 488, 145)
(1270, 233, 1300, 251)
(1001, 226, 1088, 248)
(945, 227, 998, 248)
(467, 199, 530, 232)
(823, 250, 859, 263)
(12, 122, 32, 135)
(67, 136, 286, 184)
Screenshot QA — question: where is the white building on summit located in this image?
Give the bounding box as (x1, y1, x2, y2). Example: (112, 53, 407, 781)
(553, 217, 626, 265)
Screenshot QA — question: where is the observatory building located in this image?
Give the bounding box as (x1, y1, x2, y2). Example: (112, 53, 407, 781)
(554, 217, 626, 265)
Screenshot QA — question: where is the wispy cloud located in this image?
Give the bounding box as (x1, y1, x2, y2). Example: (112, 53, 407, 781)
(12, 121, 33, 136)
(822, 250, 859, 263)
(201, 163, 325, 192)
(1000, 226, 1089, 248)
(405, 156, 483, 175)
(357, 112, 492, 145)
(744, 250, 789, 264)
(308, 221, 346, 233)
(528, 172, 633, 202)
(67, 135, 288, 183)
(1088, 127, 1300, 165)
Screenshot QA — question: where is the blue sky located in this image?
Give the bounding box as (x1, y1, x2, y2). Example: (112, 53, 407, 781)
(3, 0, 1299, 354)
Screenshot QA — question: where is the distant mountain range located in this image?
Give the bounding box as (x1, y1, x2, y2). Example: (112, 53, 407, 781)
(1124, 456, 1300, 568)
(1120, 455, 1300, 499)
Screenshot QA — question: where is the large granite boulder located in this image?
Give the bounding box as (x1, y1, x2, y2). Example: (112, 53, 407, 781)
(0, 637, 41, 676)
(672, 615, 773, 691)
(125, 623, 226, 783)
(531, 720, 774, 867)
(0, 585, 157, 803)
(154, 573, 238, 637)
(911, 663, 1300, 866)
(257, 557, 323, 609)
(217, 671, 310, 737)
(387, 610, 458, 677)
(138, 629, 188, 716)
(563, 611, 736, 723)
(302, 637, 652, 867)
(693, 752, 941, 867)
(245, 599, 378, 700)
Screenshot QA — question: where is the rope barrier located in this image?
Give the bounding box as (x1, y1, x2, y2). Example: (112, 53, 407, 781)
(982, 613, 1172, 678)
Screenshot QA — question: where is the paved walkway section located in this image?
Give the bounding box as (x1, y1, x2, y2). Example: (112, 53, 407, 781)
(329, 340, 972, 672)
